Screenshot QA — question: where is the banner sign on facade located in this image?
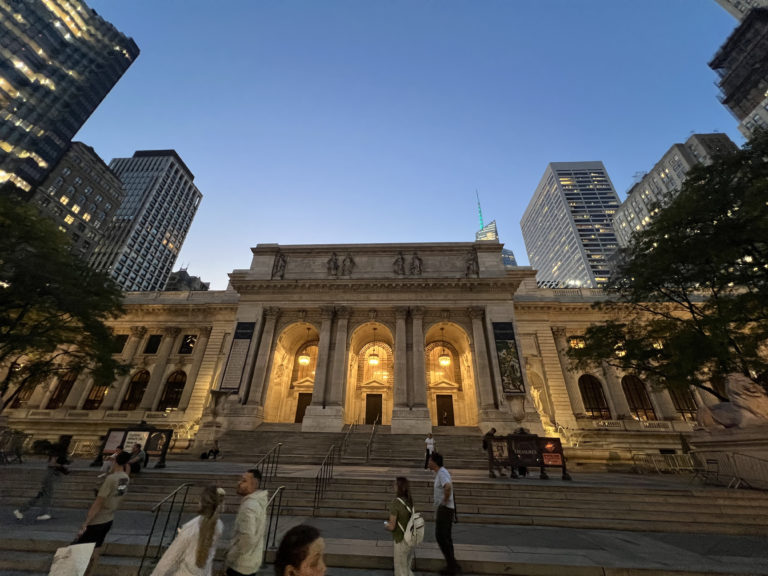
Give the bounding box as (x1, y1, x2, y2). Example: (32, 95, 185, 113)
(492, 322, 525, 394)
(220, 321, 256, 392)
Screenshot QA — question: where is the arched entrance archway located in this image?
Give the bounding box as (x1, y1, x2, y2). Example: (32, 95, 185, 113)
(263, 322, 319, 423)
(345, 322, 394, 425)
(425, 322, 478, 427)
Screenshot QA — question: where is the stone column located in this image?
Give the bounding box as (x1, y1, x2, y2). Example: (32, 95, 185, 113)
(600, 361, 629, 419)
(310, 306, 335, 407)
(178, 327, 213, 411)
(144, 327, 181, 410)
(469, 307, 495, 409)
(106, 326, 147, 410)
(650, 388, 682, 421)
(411, 307, 428, 408)
(326, 307, 349, 407)
(247, 307, 280, 406)
(390, 307, 431, 434)
(393, 307, 408, 408)
(551, 327, 587, 416)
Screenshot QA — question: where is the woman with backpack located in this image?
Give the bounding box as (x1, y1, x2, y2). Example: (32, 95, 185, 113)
(384, 476, 415, 576)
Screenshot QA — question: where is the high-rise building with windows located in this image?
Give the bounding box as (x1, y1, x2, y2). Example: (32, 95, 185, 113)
(28, 141, 124, 261)
(613, 133, 737, 248)
(0, 0, 139, 191)
(90, 150, 202, 292)
(715, 0, 768, 20)
(521, 162, 620, 288)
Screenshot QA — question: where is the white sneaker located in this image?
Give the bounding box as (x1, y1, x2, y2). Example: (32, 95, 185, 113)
(13, 509, 23, 520)
(35, 514, 51, 521)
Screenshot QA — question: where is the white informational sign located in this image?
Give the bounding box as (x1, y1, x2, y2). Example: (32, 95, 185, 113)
(124, 430, 150, 450)
(48, 542, 95, 576)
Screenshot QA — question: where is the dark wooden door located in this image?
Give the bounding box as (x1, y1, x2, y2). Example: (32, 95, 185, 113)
(295, 393, 312, 423)
(365, 394, 382, 425)
(436, 395, 455, 426)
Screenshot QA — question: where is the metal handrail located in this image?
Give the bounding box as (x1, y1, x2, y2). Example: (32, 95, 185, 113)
(340, 422, 356, 456)
(729, 452, 768, 489)
(263, 485, 286, 562)
(253, 442, 282, 488)
(313, 444, 336, 514)
(138, 482, 194, 575)
(365, 414, 380, 462)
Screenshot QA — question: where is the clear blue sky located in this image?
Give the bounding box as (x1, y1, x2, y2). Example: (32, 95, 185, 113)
(77, 0, 741, 290)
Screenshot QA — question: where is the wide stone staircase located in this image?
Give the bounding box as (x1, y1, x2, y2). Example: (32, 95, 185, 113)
(2, 456, 768, 575)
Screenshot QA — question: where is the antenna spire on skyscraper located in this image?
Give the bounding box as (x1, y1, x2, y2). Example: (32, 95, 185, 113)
(476, 190, 484, 230)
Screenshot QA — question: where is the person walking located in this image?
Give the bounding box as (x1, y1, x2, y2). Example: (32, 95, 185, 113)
(72, 450, 131, 575)
(423, 433, 435, 469)
(14, 438, 71, 521)
(225, 468, 268, 576)
(428, 452, 461, 576)
(384, 476, 415, 576)
(273, 524, 327, 576)
(150, 485, 226, 576)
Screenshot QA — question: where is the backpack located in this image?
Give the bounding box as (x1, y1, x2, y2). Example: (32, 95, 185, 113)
(397, 498, 425, 546)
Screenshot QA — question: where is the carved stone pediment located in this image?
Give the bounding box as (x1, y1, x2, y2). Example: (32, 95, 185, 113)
(361, 379, 389, 391)
(291, 378, 315, 392)
(429, 379, 459, 390)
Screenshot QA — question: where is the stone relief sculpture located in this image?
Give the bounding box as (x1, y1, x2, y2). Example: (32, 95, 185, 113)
(327, 252, 339, 276)
(409, 253, 423, 275)
(341, 254, 355, 275)
(393, 252, 405, 275)
(465, 249, 479, 277)
(696, 373, 768, 429)
(271, 252, 287, 279)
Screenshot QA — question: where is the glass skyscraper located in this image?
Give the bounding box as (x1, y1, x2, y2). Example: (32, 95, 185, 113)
(0, 0, 139, 191)
(90, 150, 202, 292)
(521, 161, 620, 288)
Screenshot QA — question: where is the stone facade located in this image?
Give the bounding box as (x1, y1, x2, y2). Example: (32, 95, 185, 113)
(1, 241, 699, 453)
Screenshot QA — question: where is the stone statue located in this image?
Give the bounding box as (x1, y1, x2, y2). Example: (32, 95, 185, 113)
(327, 252, 339, 276)
(696, 373, 768, 429)
(393, 252, 405, 275)
(465, 249, 479, 277)
(409, 253, 423, 275)
(341, 254, 355, 275)
(271, 252, 286, 279)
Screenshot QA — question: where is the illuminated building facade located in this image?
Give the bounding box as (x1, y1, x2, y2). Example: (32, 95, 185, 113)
(0, 0, 139, 191)
(28, 141, 124, 261)
(613, 133, 737, 248)
(89, 150, 202, 292)
(521, 162, 620, 288)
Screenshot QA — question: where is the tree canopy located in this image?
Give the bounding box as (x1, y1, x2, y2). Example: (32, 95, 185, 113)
(568, 131, 768, 400)
(0, 188, 126, 410)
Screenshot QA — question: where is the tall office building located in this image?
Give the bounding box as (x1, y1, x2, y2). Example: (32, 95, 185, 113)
(709, 8, 768, 137)
(613, 133, 737, 247)
(0, 0, 139, 191)
(521, 162, 620, 289)
(90, 150, 202, 292)
(715, 0, 768, 20)
(28, 141, 124, 261)
(475, 220, 518, 267)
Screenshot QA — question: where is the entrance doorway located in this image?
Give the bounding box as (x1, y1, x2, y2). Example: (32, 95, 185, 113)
(295, 393, 312, 423)
(365, 394, 382, 424)
(436, 395, 455, 426)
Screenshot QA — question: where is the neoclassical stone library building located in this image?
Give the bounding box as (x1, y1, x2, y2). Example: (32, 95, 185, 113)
(3, 241, 703, 450)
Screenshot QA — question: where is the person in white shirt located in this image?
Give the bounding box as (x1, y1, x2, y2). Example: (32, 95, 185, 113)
(428, 452, 461, 575)
(225, 468, 268, 576)
(424, 433, 435, 469)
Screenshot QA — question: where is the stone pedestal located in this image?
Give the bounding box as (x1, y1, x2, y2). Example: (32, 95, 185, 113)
(391, 407, 432, 434)
(689, 425, 768, 489)
(478, 408, 520, 435)
(220, 404, 264, 431)
(301, 405, 345, 432)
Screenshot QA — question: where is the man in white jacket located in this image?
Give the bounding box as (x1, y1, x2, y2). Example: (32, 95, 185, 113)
(225, 468, 268, 576)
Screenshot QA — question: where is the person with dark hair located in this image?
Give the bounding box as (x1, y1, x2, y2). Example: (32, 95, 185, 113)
(384, 476, 415, 576)
(128, 443, 146, 475)
(225, 468, 268, 576)
(274, 524, 326, 576)
(150, 485, 226, 576)
(14, 437, 71, 521)
(428, 452, 461, 576)
(72, 450, 131, 575)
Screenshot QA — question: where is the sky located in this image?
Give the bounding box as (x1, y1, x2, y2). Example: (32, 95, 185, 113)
(77, 0, 742, 290)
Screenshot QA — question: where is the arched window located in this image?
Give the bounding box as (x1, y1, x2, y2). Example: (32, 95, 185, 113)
(361, 342, 392, 384)
(120, 370, 150, 411)
(82, 383, 108, 410)
(669, 387, 698, 421)
(157, 371, 186, 412)
(291, 343, 318, 383)
(621, 375, 657, 421)
(10, 381, 37, 409)
(426, 343, 462, 387)
(46, 370, 79, 410)
(578, 374, 611, 419)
